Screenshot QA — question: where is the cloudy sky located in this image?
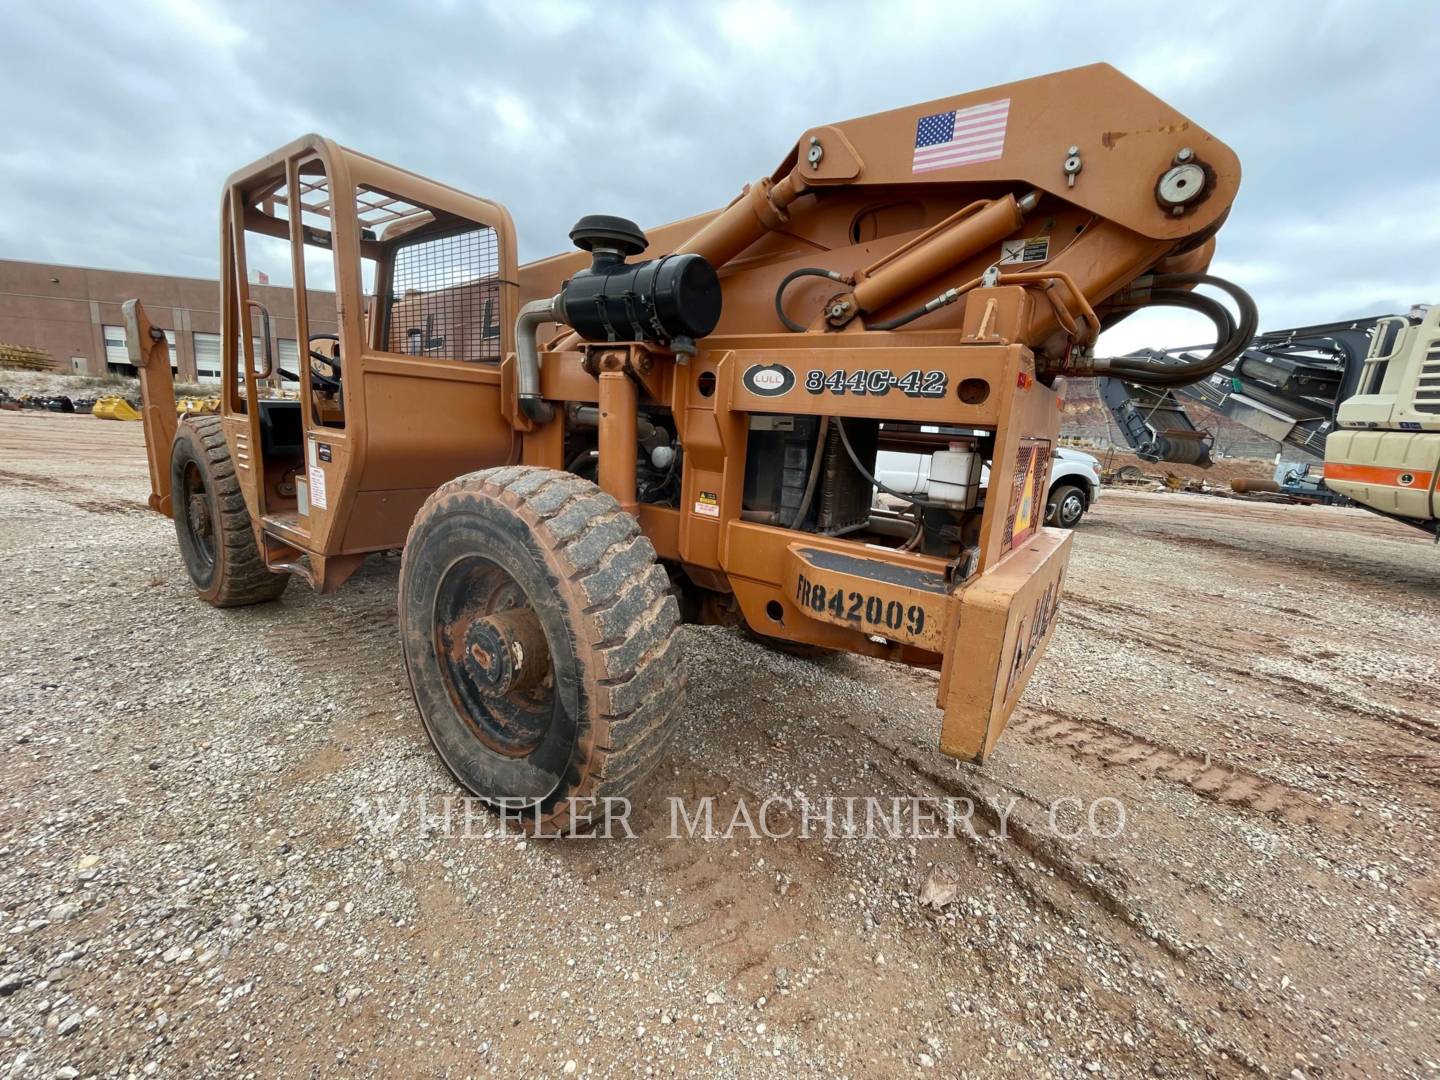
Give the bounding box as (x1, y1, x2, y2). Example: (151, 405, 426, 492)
(3, 0, 1437, 354)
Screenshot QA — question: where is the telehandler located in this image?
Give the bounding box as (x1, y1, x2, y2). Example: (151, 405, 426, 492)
(124, 64, 1253, 828)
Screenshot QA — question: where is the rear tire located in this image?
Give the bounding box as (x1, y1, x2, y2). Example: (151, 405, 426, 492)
(1045, 482, 1087, 529)
(399, 466, 684, 832)
(170, 415, 289, 607)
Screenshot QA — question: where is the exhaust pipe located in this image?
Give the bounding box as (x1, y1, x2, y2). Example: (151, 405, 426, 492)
(515, 295, 560, 423)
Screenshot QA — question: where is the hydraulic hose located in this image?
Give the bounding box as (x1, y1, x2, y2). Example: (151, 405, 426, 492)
(741, 417, 830, 528)
(515, 295, 561, 422)
(899, 504, 925, 551)
(834, 417, 937, 510)
(775, 268, 850, 333)
(1094, 273, 1258, 388)
(785, 416, 830, 529)
(1116, 288, 1237, 347)
(867, 284, 970, 332)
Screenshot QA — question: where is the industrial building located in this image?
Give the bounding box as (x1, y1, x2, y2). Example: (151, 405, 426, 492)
(0, 259, 334, 383)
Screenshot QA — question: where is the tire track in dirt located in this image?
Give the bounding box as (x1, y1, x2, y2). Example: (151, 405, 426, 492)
(618, 742, 1255, 1072)
(1064, 593, 1440, 750)
(835, 717, 1196, 965)
(558, 766, 846, 1003)
(1008, 708, 1372, 841)
(843, 746, 1275, 1076)
(279, 583, 401, 683)
(1134, 526, 1439, 594)
(830, 707, 1338, 1076)
(0, 467, 151, 515)
(1381, 752, 1440, 790)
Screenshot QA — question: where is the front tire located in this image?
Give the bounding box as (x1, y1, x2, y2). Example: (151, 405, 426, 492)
(1046, 482, 1086, 529)
(170, 415, 289, 607)
(399, 467, 684, 831)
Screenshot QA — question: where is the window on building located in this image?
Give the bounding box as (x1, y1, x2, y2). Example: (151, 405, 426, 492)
(193, 332, 222, 384)
(193, 331, 266, 385)
(278, 338, 299, 373)
(102, 325, 127, 370)
(104, 325, 176, 375)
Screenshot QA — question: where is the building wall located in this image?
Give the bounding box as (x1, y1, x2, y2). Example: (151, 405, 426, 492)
(0, 259, 336, 381)
(386, 277, 502, 362)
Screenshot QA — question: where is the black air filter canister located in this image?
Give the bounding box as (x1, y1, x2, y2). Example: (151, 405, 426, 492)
(559, 215, 722, 346)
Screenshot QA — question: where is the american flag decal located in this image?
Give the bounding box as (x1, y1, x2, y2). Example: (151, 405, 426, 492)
(912, 98, 1010, 174)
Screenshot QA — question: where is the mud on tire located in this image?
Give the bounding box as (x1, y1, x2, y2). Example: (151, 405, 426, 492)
(398, 466, 685, 832)
(170, 414, 289, 607)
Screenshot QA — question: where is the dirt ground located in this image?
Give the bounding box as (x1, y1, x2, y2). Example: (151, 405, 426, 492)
(1, 411, 1437, 1079)
(1094, 449, 1278, 487)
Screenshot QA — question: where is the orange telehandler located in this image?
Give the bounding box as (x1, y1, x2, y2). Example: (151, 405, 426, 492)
(124, 64, 1253, 829)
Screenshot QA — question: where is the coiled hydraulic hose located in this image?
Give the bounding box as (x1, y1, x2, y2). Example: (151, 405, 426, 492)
(1094, 273, 1258, 388)
(774, 268, 851, 333)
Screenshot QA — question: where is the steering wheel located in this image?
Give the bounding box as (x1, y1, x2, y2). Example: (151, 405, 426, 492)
(308, 334, 342, 393)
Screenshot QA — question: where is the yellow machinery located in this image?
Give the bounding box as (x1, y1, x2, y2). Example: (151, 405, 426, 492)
(92, 396, 141, 421)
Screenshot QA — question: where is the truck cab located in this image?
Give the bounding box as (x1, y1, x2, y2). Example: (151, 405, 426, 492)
(876, 438, 1102, 528)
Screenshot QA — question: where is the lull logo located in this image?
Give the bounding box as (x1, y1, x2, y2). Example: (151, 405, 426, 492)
(742, 363, 795, 397)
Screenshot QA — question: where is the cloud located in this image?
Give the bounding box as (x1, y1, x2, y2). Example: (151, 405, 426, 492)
(1, 0, 1436, 345)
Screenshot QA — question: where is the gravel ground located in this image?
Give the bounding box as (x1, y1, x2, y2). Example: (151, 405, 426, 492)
(1, 411, 1437, 1079)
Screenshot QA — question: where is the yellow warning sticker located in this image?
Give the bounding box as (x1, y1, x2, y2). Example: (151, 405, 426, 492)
(694, 490, 720, 518)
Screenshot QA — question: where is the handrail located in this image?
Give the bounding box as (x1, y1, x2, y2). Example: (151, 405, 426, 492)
(993, 269, 1102, 345)
(246, 298, 276, 379)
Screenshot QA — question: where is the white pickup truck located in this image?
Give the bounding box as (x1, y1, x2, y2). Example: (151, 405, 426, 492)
(875, 445, 1102, 528)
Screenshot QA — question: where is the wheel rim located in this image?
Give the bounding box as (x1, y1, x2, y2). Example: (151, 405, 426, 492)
(1060, 492, 1084, 527)
(432, 555, 556, 758)
(181, 461, 215, 569)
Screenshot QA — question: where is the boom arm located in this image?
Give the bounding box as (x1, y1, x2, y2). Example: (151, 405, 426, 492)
(519, 63, 1249, 386)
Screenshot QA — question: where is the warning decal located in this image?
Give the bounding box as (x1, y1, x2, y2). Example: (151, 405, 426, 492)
(999, 235, 1050, 264)
(309, 466, 328, 510)
(1003, 440, 1051, 552)
(694, 490, 719, 518)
